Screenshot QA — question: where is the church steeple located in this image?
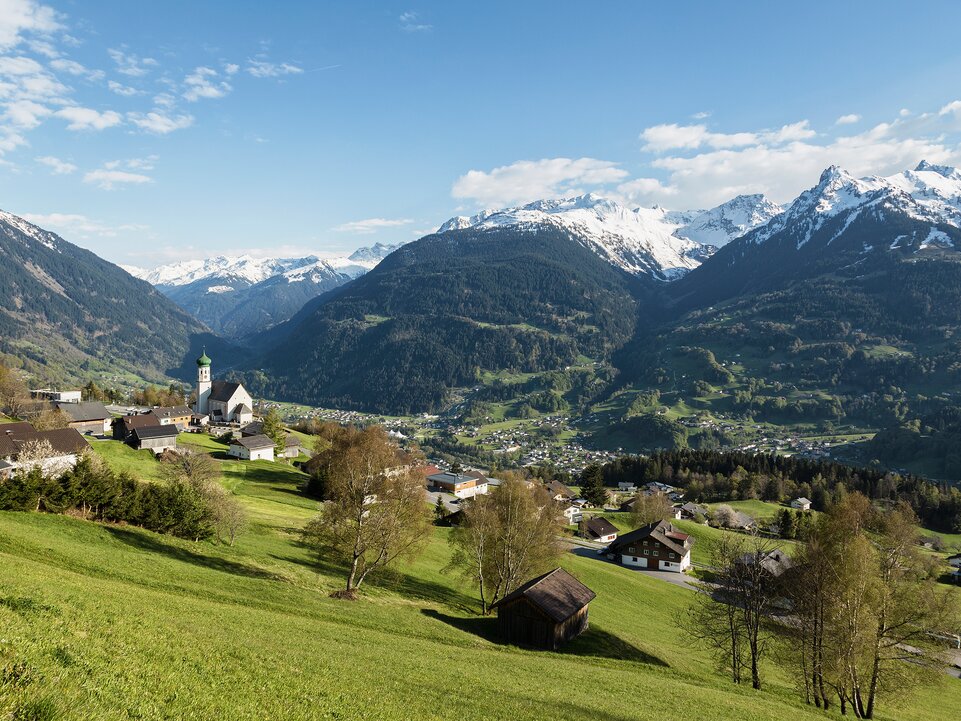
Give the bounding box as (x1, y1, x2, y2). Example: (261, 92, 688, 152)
(196, 348, 212, 415)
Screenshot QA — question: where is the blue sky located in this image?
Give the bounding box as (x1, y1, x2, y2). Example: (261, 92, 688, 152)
(2, 0, 961, 266)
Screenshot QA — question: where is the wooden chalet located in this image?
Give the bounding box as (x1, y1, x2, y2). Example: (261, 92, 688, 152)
(490, 568, 595, 650)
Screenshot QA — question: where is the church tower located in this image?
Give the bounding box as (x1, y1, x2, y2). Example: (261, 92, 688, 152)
(196, 349, 212, 415)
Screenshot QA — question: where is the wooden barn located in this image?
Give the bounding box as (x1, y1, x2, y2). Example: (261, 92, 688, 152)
(490, 568, 595, 650)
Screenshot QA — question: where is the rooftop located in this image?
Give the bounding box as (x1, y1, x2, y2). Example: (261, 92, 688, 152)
(490, 568, 595, 623)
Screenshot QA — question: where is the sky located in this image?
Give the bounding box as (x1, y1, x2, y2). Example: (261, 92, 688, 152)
(2, 0, 961, 268)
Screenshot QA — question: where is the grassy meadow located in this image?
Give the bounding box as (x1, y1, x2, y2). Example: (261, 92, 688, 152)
(1, 436, 959, 720)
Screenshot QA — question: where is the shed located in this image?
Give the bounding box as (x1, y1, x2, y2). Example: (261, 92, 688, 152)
(129, 425, 179, 455)
(490, 568, 595, 650)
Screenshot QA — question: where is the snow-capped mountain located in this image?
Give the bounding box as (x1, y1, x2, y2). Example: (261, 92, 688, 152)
(676, 195, 783, 247)
(130, 241, 403, 339)
(438, 193, 778, 280)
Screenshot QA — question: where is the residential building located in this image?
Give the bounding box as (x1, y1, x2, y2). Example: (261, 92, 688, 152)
(0, 423, 89, 478)
(30, 389, 82, 403)
(112, 414, 162, 441)
(560, 504, 583, 524)
(582, 517, 618, 543)
(54, 401, 111, 435)
(677, 502, 708, 520)
(228, 434, 275, 462)
(790, 497, 812, 511)
(146, 405, 194, 431)
(490, 568, 595, 650)
(546, 479, 575, 502)
(426, 471, 488, 499)
(606, 520, 694, 573)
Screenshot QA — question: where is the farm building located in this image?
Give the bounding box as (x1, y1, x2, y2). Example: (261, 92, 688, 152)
(582, 517, 618, 543)
(55, 401, 111, 435)
(112, 413, 162, 441)
(229, 434, 275, 462)
(606, 520, 694, 573)
(790, 497, 812, 511)
(129, 426, 179, 455)
(490, 568, 595, 650)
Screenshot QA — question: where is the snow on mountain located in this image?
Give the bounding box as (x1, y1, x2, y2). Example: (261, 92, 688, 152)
(750, 161, 961, 249)
(438, 193, 714, 280)
(0, 209, 62, 252)
(676, 194, 783, 247)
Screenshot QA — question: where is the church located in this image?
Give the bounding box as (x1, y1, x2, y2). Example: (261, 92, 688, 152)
(194, 351, 254, 425)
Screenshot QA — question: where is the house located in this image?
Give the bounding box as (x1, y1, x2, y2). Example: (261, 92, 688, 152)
(30, 388, 82, 403)
(146, 405, 194, 431)
(194, 351, 254, 425)
(606, 520, 694, 573)
(54, 401, 111, 435)
(228, 434, 275, 462)
(426, 471, 488, 499)
(582, 517, 618, 543)
(677, 502, 708, 520)
(240, 421, 264, 437)
(129, 425, 179, 455)
(791, 497, 812, 511)
(736, 548, 794, 578)
(280, 435, 304, 459)
(490, 568, 596, 650)
(560, 504, 583, 525)
(112, 413, 162, 440)
(546, 479, 575, 502)
(617, 481, 636, 492)
(0, 423, 89, 478)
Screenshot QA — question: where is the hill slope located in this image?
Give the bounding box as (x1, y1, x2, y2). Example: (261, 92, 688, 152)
(0, 210, 225, 383)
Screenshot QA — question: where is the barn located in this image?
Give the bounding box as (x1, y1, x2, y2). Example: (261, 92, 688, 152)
(490, 568, 595, 650)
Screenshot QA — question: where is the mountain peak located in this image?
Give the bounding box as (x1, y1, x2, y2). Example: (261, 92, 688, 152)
(914, 159, 961, 179)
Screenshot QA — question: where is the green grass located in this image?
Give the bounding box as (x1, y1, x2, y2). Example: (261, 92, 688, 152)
(0, 446, 957, 720)
(88, 438, 166, 483)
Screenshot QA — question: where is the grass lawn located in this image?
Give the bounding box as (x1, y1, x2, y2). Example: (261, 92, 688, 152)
(88, 437, 166, 483)
(0, 442, 957, 720)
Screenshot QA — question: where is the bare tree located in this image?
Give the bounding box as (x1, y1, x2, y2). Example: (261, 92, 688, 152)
(448, 474, 561, 614)
(711, 504, 738, 528)
(302, 426, 431, 598)
(31, 407, 69, 431)
(160, 447, 220, 489)
(630, 491, 673, 527)
(0, 364, 29, 418)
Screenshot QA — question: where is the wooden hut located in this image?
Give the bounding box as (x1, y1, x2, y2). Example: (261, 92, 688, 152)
(490, 568, 595, 650)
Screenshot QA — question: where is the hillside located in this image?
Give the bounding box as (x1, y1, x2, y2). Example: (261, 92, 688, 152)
(0, 210, 227, 385)
(248, 224, 654, 413)
(1, 435, 956, 720)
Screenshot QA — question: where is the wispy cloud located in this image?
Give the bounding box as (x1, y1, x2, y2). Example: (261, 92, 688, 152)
(35, 155, 76, 174)
(183, 66, 231, 101)
(0, 0, 62, 52)
(836, 113, 861, 125)
(107, 47, 158, 77)
(108, 79, 141, 96)
(54, 106, 122, 131)
(640, 120, 815, 152)
(452, 157, 628, 207)
(83, 160, 153, 190)
(332, 217, 414, 234)
(20, 212, 146, 238)
(127, 110, 194, 134)
(399, 11, 432, 32)
(246, 59, 303, 78)
(49, 57, 104, 81)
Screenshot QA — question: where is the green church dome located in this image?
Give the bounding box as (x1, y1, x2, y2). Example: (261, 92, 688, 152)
(197, 349, 212, 367)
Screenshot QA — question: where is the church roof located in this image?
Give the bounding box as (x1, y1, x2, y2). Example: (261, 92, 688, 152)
(209, 380, 243, 403)
(197, 349, 211, 367)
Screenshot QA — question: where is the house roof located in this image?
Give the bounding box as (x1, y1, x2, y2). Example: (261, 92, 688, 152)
(148, 405, 193, 419)
(235, 403, 253, 414)
(608, 520, 693, 557)
(793, 497, 812, 505)
(284, 435, 302, 448)
(0, 425, 89, 457)
(490, 568, 595, 623)
(209, 381, 244, 403)
(132, 426, 179, 441)
(464, 469, 488, 482)
(240, 421, 263, 436)
(115, 414, 162, 432)
(428, 471, 477, 485)
(232, 434, 275, 450)
(546, 480, 574, 498)
(55, 401, 110, 422)
(584, 517, 618, 538)
(680, 502, 707, 515)
(737, 549, 794, 577)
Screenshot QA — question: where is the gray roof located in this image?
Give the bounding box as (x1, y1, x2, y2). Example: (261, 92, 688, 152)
(132, 425, 179, 440)
(0, 425, 89, 457)
(584, 517, 618, 538)
(490, 568, 595, 622)
(793, 497, 812, 504)
(232, 434, 275, 450)
(428, 472, 477, 485)
(55, 401, 110, 422)
(608, 520, 693, 557)
(209, 381, 243, 403)
(148, 405, 193, 419)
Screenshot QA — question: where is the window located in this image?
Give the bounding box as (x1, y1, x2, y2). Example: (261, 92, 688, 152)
(670, 552, 676, 559)
(643, 549, 649, 555)
(632, 557, 637, 562)
(643, 540, 648, 546)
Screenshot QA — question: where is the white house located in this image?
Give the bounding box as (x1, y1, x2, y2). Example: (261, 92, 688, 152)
(194, 351, 254, 425)
(605, 520, 693, 573)
(617, 481, 636, 492)
(791, 497, 812, 511)
(583, 517, 618, 543)
(228, 434, 275, 462)
(0, 423, 89, 479)
(426, 471, 488, 499)
(561, 504, 583, 525)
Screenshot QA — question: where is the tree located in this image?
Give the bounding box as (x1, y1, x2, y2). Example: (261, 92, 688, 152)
(261, 407, 287, 454)
(711, 504, 737, 528)
(579, 463, 607, 507)
(160, 447, 220, 489)
(15, 438, 73, 481)
(302, 426, 431, 597)
(447, 474, 561, 614)
(31, 407, 69, 431)
(630, 492, 673, 527)
(775, 507, 796, 539)
(433, 494, 447, 522)
(0, 363, 29, 418)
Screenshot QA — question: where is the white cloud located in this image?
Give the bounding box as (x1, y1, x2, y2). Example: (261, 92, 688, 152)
(399, 11, 432, 32)
(35, 154, 74, 174)
(0, 55, 68, 101)
(836, 113, 861, 125)
(107, 48, 158, 77)
(20, 212, 146, 237)
(451, 157, 629, 207)
(127, 109, 193, 134)
(245, 59, 303, 78)
(54, 105, 122, 130)
(640, 120, 815, 152)
(635, 106, 961, 208)
(224, 63, 239, 75)
(691, 111, 711, 120)
(3, 98, 49, 128)
(107, 79, 140, 96)
(0, 0, 62, 51)
(614, 177, 678, 206)
(183, 66, 231, 101)
(82, 167, 152, 190)
(49, 58, 104, 81)
(332, 217, 414, 234)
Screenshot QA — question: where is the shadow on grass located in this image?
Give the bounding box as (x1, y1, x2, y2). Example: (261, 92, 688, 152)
(420, 609, 669, 666)
(105, 526, 282, 581)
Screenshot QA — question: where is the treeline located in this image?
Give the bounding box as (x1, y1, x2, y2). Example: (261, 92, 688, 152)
(597, 449, 961, 532)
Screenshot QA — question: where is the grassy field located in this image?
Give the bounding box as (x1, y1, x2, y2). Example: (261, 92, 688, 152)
(1, 439, 959, 720)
